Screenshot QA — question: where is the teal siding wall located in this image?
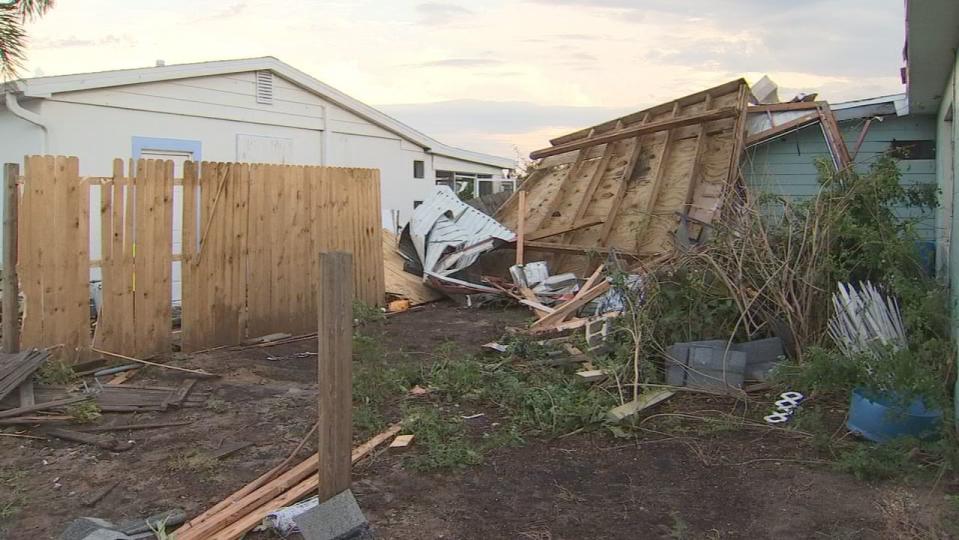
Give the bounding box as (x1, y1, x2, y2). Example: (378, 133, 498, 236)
(743, 114, 938, 242)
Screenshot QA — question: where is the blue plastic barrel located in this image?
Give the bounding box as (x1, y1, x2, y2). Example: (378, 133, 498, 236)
(846, 388, 942, 443)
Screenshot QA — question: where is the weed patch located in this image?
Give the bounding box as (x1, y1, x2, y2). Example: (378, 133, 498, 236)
(168, 450, 219, 478)
(0, 467, 26, 523)
(404, 406, 482, 470)
(36, 360, 76, 385)
(66, 401, 101, 424)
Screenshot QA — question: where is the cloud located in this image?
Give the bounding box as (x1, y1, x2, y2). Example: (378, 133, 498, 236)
(31, 34, 136, 49)
(410, 58, 503, 68)
(416, 2, 473, 25)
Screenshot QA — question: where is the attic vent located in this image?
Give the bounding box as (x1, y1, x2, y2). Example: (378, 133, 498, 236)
(255, 71, 273, 105)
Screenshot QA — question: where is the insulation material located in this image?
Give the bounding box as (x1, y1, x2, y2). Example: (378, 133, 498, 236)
(496, 79, 750, 274)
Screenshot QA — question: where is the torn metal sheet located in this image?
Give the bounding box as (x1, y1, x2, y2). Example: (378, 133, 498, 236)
(407, 186, 515, 279)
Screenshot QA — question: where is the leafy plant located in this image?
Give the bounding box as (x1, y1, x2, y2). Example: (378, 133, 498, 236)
(352, 300, 385, 324)
(36, 360, 77, 385)
(403, 406, 482, 470)
(66, 401, 101, 424)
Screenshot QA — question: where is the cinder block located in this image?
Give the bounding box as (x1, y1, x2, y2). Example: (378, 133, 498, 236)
(293, 489, 371, 540)
(685, 346, 746, 390)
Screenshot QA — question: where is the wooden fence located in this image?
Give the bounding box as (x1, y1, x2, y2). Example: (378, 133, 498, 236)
(16, 155, 384, 361)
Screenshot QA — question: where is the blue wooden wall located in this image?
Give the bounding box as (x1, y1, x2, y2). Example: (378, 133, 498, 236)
(743, 114, 938, 242)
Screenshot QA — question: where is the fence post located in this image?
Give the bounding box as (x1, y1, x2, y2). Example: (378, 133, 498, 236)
(316, 251, 353, 502)
(3, 163, 30, 406)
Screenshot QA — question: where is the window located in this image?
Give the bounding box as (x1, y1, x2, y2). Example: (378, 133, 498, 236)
(478, 180, 493, 196)
(890, 139, 935, 160)
(413, 160, 425, 178)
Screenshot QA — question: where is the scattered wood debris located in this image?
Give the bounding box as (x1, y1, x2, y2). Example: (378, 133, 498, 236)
(174, 424, 402, 540)
(575, 369, 608, 384)
(0, 349, 50, 402)
(607, 389, 676, 422)
(389, 434, 414, 449)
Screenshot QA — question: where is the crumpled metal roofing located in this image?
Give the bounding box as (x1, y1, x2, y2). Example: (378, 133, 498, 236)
(408, 186, 516, 278)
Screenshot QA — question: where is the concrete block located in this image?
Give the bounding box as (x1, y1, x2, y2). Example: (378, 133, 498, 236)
(666, 341, 726, 386)
(685, 346, 746, 390)
(293, 489, 371, 540)
(59, 518, 131, 540)
(736, 337, 785, 381)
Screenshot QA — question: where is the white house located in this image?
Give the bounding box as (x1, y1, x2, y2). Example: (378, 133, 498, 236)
(0, 57, 515, 229)
(0, 57, 515, 302)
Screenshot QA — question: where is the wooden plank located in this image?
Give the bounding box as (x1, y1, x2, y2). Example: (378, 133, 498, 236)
(524, 241, 639, 258)
(389, 434, 414, 449)
(597, 135, 645, 247)
(120, 160, 136, 355)
(3, 163, 19, 354)
(526, 218, 605, 242)
(625, 103, 682, 249)
(747, 101, 825, 113)
(530, 107, 739, 160)
(607, 389, 676, 422)
(180, 161, 198, 351)
(744, 112, 820, 146)
(530, 280, 611, 329)
(515, 190, 526, 266)
(550, 79, 746, 145)
(179, 424, 402, 540)
(0, 395, 91, 419)
(567, 142, 615, 231)
(316, 251, 353, 502)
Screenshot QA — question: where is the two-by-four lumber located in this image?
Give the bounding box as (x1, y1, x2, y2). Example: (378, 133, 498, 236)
(316, 251, 353, 502)
(530, 107, 739, 160)
(176, 424, 402, 540)
(516, 190, 526, 267)
(744, 112, 820, 146)
(526, 218, 605, 242)
(631, 102, 681, 249)
(531, 280, 611, 329)
(523, 241, 639, 258)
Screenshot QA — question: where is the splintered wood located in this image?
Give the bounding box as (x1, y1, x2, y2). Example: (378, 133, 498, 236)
(496, 79, 750, 274)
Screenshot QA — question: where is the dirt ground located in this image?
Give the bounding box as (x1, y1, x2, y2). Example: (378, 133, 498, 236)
(0, 302, 952, 539)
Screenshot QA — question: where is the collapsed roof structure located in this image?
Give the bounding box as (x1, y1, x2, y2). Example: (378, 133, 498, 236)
(387, 76, 860, 319)
(492, 79, 749, 275)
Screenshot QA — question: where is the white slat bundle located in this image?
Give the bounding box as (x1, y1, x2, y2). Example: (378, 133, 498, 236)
(827, 281, 907, 357)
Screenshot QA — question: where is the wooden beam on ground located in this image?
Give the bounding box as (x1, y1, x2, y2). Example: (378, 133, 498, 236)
(607, 389, 676, 422)
(526, 218, 605, 242)
(0, 395, 91, 419)
(524, 241, 639, 258)
(91, 348, 217, 378)
(578, 264, 606, 296)
(176, 424, 402, 540)
(515, 190, 526, 266)
(531, 281, 611, 329)
(530, 107, 739, 160)
(316, 251, 353, 502)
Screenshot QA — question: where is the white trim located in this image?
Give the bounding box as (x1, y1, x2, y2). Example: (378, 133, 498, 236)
(10, 57, 515, 170)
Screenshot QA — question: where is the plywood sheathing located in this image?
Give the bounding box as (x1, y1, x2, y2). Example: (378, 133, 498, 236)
(383, 230, 443, 305)
(496, 79, 750, 274)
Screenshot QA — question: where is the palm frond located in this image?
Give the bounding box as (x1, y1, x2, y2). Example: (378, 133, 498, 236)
(0, 1, 54, 81)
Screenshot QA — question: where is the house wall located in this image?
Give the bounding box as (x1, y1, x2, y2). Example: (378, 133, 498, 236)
(0, 70, 508, 300)
(0, 71, 507, 226)
(743, 114, 939, 245)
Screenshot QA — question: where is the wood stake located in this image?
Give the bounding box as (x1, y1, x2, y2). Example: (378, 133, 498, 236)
(316, 251, 353, 502)
(3, 164, 29, 407)
(516, 190, 526, 267)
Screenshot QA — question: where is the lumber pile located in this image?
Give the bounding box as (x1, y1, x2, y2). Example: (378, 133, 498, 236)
(174, 424, 402, 540)
(0, 349, 49, 402)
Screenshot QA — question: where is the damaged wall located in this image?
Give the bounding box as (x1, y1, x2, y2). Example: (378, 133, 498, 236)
(743, 114, 938, 244)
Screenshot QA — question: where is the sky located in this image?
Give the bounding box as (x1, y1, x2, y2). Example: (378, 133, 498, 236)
(22, 0, 908, 159)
